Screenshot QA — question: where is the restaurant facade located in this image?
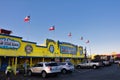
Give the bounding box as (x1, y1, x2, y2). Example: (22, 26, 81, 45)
(0, 30, 84, 74)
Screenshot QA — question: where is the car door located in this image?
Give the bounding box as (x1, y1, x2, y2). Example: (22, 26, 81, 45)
(80, 62, 87, 67)
(32, 63, 43, 73)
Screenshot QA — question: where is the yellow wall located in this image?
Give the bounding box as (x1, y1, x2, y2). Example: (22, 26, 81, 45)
(0, 34, 86, 74)
(0, 34, 84, 58)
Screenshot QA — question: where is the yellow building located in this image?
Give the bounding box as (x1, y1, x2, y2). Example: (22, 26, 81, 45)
(0, 33, 84, 74)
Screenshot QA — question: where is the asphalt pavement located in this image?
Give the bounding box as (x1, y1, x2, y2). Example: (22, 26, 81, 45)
(0, 64, 120, 80)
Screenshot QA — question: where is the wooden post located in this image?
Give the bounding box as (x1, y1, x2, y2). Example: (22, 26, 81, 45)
(14, 57, 17, 75)
(30, 58, 32, 67)
(12, 57, 14, 66)
(42, 58, 45, 62)
(62, 58, 64, 62)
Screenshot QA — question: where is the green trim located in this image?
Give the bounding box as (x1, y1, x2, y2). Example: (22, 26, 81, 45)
(36, 45, 47, 48)
(22, 40, 36, 44)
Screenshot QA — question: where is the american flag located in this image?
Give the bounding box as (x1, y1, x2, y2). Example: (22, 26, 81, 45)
(86, 40, 89, 43)
(80, 37, 83, 40)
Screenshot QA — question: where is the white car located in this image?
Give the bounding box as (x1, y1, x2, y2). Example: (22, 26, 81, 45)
(114, 60, 120, 64)
(28, 62, 61, 78)
(58, 62, 74, 74)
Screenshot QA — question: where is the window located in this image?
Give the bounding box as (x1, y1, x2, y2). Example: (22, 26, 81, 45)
(46, 63, 58, 66)
(34, 64, 43, 67)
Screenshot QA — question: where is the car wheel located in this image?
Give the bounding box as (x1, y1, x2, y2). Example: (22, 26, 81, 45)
(28, 70, 32, 76)
(41, 71, 47, 78)
(69, 71, 73, 74)
(93, 65, 97, 69)
(54, 73, 58, 77)
(62, 69, 67, 74)
(77, 65, 81, 69)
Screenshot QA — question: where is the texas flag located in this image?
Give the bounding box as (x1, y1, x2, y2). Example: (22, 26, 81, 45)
(86, 40, 90, 44)
(80, 37, 83, 40)
(49, 26, 55, 31)
(24, 16, 30, 22)
(68, 32, 72, 37)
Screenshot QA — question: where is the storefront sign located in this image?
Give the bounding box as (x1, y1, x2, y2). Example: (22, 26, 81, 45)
(25, 45, 33, 54)
(59, 41, 77, 54)
(79, 47, 83, 55)
(49, 45, 54, 53)
(60, 45, 77, 54)
(0, 38, 20, 49)
(80, 50, 83, 55)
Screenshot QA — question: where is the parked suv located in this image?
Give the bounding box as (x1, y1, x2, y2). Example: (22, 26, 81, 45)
(28, 62, 61, 78)
(57, 62, 74, 74)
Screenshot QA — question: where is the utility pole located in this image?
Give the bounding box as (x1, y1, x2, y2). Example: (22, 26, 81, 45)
(84, 47, 87, 62)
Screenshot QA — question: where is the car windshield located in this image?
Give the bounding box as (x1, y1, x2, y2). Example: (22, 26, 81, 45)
(58, 62, 73, 66)
(68, 62, 73, 65)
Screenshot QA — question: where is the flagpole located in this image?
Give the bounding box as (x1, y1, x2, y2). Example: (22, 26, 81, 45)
(68, 32, 72, 59)
(53, 27, 55, 40)
(85, 40, 92, 59)
(88, 42, 91, 59)
(80, 36, 85, 49)
(84, 47, 87, 60)
(49, 26, 55, 40)
(49, 26, 56, 59)
(24, 15, 31, 76)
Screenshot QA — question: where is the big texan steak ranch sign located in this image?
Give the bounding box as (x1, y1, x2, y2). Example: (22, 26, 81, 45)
(0, 38, 20, 49)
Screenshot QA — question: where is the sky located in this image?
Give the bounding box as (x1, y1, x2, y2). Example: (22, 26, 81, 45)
(0, 0, 120, 55)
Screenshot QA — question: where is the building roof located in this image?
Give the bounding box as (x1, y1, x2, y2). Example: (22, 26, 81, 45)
(0, 29, 12, 35)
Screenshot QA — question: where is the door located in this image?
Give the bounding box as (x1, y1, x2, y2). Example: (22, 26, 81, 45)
(0, 57, 9, 71)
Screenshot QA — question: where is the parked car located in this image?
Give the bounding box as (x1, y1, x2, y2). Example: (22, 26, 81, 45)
(76, 60, 102, 69)
(57, 62, 74, 74)
(118, 61, 120, 66)
(28, 62, 61, 78)
(102, 60, 111, 66)
(114, 60, 120, 64)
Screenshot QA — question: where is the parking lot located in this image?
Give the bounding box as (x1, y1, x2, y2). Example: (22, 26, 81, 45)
(0, 69, 91, 80)
(1, 64, 120, 80)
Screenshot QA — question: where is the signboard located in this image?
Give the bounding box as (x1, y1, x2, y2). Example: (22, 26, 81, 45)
(25, 45, 33, 54)
(0, 38, 20, 49)
(80, 49, 83, 55)
(79, 46, 83, 55)
(59, 42, 77, 54)
(49, 45, 54, 53)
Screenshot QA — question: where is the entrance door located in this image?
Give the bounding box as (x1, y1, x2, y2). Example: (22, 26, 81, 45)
(0, 57, 9, 71)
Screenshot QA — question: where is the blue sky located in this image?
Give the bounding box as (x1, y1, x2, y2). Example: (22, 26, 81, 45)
(0, 0, 120, 54)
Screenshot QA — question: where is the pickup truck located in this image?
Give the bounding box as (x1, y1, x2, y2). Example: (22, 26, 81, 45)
(76, 60, 102, 69)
